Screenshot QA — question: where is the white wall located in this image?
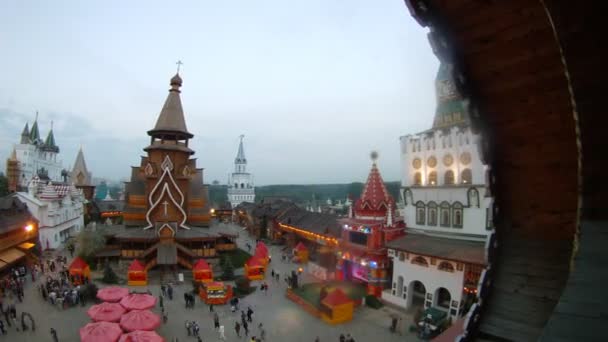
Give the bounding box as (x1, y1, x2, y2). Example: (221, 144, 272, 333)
(382, 250, 464, 320)
(398, 126, 491, 239)
(16, 143, 63, 187)
(16, 191, 84, 250)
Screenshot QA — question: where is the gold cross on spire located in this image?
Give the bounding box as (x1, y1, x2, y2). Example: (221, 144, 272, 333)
(176, 60, 183, 73)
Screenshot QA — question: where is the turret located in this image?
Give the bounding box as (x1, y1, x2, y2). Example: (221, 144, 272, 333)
(20, 123, 30, 144)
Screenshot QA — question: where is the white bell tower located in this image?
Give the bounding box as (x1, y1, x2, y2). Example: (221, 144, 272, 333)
(227, 135, 255, 208)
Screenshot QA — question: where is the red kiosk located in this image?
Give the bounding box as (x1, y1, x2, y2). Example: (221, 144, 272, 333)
(69, 257, 91, 285)
(199, 281, 233, 305)
(336, 154, 405, 297)
(244, 256, 265, 280)
(254, 242, 269, 266)
(192, 259, 213, 283)
(293, 242, 309, 263)
(127, 260, 147, 286)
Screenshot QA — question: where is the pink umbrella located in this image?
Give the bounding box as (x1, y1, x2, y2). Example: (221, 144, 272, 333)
(87, 302, 127, 322)
(120, 293, 156, 311)
(97, 287, 130, 303)
(119, 330, 165, 342)
(120, 310, 161, 332)
(80, 321, 123, 342)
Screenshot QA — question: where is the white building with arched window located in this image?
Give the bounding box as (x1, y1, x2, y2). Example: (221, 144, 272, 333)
(382, 62, 492, 320)
(227, 135, 255, 208)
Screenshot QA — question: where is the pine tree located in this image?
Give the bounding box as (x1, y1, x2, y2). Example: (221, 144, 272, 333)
(102, 263, 119, 284)
(222, 257, 235, 280)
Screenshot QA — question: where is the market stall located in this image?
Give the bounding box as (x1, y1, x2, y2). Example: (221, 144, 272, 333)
(120, 309, 161, 332)
(244, 256, 265, 280)
(69, 257, 90, 285)
(198, 281, 233, 305)
(320, 288, 354, 325)
(192, 259, 213, 283)
(293, 242, 309, 263)
(119, 330, 165, 342)
(127, 260, 147, 286)
(79, 321, 123, 342)
(87, 302, 126, 323)
(119, 293, 156, 311)
(255, 242, 269, 265)
(97, 287, 129, 303)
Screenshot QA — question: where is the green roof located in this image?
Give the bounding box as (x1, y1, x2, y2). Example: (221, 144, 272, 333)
(431, 63, 469, 130)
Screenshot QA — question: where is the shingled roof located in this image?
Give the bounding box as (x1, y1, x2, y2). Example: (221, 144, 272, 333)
(147, 73, 193, 139)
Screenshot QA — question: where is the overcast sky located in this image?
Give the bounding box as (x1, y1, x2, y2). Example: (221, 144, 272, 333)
(0, 0, 438, 185)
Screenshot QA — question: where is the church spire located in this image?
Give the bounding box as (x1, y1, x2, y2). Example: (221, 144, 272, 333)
(20, 122, 30, 144)
(71, 146, 91, 186)
(354, 151, 395, 219)
(44, 121, 59, 153)
(29, 111, 40, 143)
(235, 135, 246, 164)
(147, 69, 193, 140)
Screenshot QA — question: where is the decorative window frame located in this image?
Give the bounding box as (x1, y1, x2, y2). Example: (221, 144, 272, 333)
(440, 201, 451, 227)
(427, 201, 438, 226)
(452, 201, 464, 228)
(416, 201, 426, 225)
(411, 256, 429, 267)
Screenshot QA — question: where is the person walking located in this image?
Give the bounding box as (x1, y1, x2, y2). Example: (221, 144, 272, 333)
(50, 327, 58, 342)
(247, 306, 253, 322)
(241, 311, 247, 325)
(213, 312, 220, 330)
(161, 284, 167, 297)
(235, 321, 241, 337)
(219, 325, 226, 340)
(0, 319, 5, 334)
(243, 320, 249, 336)
(167, 285, 173, 300)
(160, 295, 164, 309)
(209, 303, 214, 312)
(184, 292, 189, 308)
(339, 334, 346, 342)
(186, 320, 192, 336)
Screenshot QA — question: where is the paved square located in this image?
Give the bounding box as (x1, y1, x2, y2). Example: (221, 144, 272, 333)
(1, 223, 419, 341)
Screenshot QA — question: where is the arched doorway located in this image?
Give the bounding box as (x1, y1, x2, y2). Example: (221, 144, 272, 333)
(408, 280, 426, 308)
(434, 287, 451, 311)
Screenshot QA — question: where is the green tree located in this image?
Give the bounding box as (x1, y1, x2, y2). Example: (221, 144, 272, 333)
(102, 263, 119, 284)
(76, 229, 106, 265)
(222, 256, 235, 280)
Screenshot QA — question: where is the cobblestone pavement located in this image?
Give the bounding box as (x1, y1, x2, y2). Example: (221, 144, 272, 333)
(1, 223, 420, 341)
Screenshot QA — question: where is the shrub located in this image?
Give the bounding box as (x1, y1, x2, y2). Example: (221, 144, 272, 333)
(102, 263, 119, 284)
(234, 276, 250, 291)
(81, 283, 99, 302)
(365, 295, 384, 309)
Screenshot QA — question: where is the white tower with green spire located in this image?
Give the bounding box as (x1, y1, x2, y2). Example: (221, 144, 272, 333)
(227, 135, 255, 208)
(13, 112, 64, 188)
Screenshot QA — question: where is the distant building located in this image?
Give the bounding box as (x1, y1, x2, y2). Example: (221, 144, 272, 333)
(98, 72, 235, 272)
(227, 135, 255, 208)
(70, 146, 95, 201)
(382, 62, 491, 319)
(11, 114, 65, 189)
(336, 153, 406, 297)
(16, 177, 85, 250)
(0, 195, 38, 274)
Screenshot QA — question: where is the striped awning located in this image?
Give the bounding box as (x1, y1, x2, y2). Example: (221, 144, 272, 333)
(0, 248, 26, 264)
